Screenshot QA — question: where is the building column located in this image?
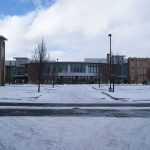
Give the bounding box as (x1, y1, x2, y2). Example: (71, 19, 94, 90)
(0, 36, 7, 86)
(68, 64, 70, 74)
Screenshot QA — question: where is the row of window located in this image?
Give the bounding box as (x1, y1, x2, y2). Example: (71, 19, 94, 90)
(58, 64, 97, 73)
(70, 64, 85, 73)
(130, 61, 150, 67)
(88, 64, 97, 73)
(58, 65, 68, 73)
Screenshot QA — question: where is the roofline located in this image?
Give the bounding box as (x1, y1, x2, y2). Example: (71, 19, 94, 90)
(28, 61, 109, 65)
(0, 35, 8, 41)
(13, 57, 29, 60)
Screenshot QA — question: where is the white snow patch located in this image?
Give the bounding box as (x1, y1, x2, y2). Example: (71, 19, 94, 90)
(0, 117, 150, 150)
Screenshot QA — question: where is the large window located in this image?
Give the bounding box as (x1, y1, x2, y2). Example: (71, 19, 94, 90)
(130, 61, 134, 67)
(70, 64, 85, 73)
(88, 64, 97, 73)
(58, 64, 68, 73)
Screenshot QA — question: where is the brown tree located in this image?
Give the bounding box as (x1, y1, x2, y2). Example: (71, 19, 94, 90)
(146, 68, 150, 81)
(32, 38, 48, 92)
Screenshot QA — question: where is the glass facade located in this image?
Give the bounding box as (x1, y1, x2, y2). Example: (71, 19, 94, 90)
(88, 64, 97, 73)
(58, 64, 68, 73)
(70, 64, 86, 73)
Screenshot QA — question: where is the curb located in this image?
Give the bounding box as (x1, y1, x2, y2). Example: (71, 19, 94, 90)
(102, 92, 126, 101)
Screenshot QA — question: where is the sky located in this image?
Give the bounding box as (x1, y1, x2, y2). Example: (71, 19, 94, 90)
(0, 0, 150, 61)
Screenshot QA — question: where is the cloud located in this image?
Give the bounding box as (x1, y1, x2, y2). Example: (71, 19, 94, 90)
(0, 0, 150, 61)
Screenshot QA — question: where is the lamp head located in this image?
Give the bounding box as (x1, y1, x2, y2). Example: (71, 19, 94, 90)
(108, 34, 112, 37)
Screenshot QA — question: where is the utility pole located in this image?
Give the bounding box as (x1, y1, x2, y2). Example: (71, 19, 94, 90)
(57, 59, 58, 84)
(9, 61, 12, 85)
(108, 34, 113, 92)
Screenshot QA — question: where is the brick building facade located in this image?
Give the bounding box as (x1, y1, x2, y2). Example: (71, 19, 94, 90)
(0, 35, 7, 86)
(128, 58, 150, 84)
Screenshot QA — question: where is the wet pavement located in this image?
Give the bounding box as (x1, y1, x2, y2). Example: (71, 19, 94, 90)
(0, 108, 150, 117)
(0, 102, 150, 117)
(1, 102, 150, 107)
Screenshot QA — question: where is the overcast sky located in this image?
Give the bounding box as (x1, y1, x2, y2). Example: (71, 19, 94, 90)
(0, 0, 150, 61)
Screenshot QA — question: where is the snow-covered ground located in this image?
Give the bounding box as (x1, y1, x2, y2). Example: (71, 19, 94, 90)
(0, 84, 150, 103)
(0, 117, 150, 150)
(115, 85, 150, 102)
(95, 84, 150, 102)
(0, 84, 112, 103)
(1, 84, 150, 149)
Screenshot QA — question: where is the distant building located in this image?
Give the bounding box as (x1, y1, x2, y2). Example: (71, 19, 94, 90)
(5, 55, 129, 84)
(107, 54, 128, 83)
(5, 60, 16, 84)
(0, 35, 7, 86)
(5, 57, 29, 84)
(128, 58, 150, 83)
(27, 60, 125, 84)
(27, 61, 102, 84)
(107, 54, 127, 64)
(84, 58, 107, 63)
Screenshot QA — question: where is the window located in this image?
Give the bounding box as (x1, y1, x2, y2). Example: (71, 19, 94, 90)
(130, 61, 134, 67)
(58, 64, 68, 73)
(138, 75, 141, 81)
(88, 64, 97, 73)
(131, 73, 134, 80)
(70, 64, 85, 73)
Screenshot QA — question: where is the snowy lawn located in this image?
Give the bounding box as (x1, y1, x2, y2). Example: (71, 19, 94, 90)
(1, 84, 150, 150)
(97, 84, 150, 102)
(0, 117, 150, 150)
(0, 84, 150, 103)
(0, 84, 113, 103)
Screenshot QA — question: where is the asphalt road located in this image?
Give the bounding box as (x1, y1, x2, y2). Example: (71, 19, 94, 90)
(0, 108, 150, 117)
(1, 102, 150, 107)
(0, 102, 150, 117)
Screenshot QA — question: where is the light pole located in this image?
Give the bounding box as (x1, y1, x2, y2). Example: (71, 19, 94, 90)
(9, 61, 12, 85)
(57, 59, 58, 84)
(108, 34, 113, 92)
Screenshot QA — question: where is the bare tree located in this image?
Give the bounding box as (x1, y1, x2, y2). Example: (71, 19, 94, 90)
(48, 59, 58, 88)
(97, 63, 109, 84)
(147, 68, 150, 81)
(32, 38, 48, 92)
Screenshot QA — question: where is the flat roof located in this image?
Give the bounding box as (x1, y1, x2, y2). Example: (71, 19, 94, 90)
(50, 61, 108, 64)
(0, 35, 7, 41)
(28, 61, 106, 64)
(13, 57, 29, 60)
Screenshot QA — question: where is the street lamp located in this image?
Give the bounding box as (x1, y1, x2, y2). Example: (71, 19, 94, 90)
(57, 59, 59, 84)
(9, 61, 12, 85)
(108, 34, 113, 92)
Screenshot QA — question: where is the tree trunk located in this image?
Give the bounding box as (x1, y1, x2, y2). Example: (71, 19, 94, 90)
(38, 73, 41, 92)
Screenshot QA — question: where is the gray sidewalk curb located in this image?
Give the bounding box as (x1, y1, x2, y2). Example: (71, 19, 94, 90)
(102, 92, 126, 101)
